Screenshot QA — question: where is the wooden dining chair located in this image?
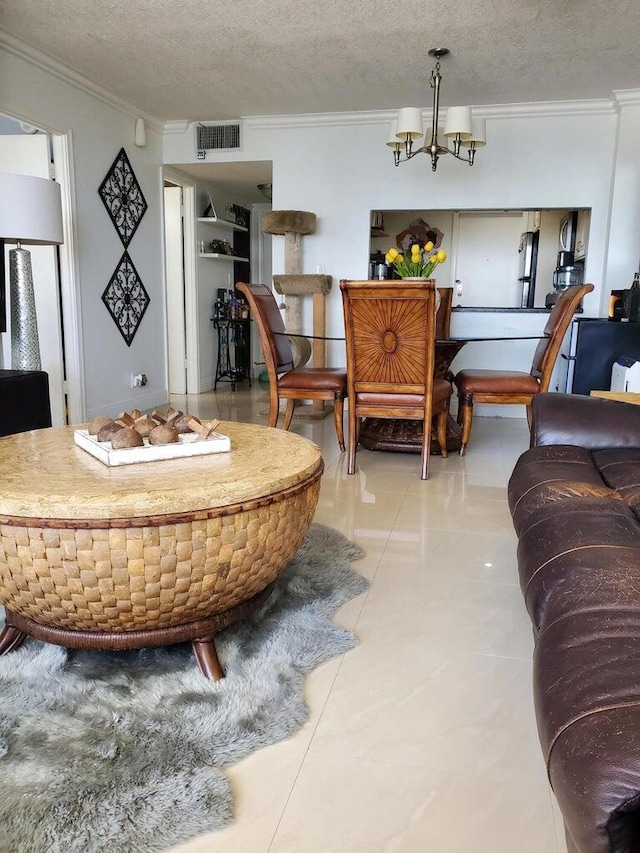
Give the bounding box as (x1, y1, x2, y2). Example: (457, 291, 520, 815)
(236, 282, 347, 450)
(340, 279, 453, 480)
(453, 282, 594, 455)
(436, 287, 453, 341)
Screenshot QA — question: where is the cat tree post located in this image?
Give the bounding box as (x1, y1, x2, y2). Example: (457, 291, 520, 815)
(262, 210, 333, 417)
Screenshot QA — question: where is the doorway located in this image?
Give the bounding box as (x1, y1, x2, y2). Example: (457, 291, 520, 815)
(451, 211, 525, 308)
(162, 169, 198, 395)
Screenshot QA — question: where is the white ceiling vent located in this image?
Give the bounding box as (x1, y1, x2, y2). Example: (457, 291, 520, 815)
(196, 122, 241, 158)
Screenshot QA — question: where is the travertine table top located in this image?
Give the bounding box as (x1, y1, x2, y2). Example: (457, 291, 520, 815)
(0, 422, 322, 521)
(590, 390, 640, 405)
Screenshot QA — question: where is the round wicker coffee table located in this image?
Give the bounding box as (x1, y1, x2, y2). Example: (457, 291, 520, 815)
(0, 421, 323, 679)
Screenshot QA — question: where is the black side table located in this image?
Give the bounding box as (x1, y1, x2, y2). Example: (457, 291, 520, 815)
(0, 369, 52, 436)
(212, 319, 252, 391)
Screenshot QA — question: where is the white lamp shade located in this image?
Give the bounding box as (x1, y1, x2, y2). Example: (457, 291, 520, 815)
(443, 106, 472, 139)
(0, 173, 64, 245)
(386, 119, 402, 147)
(396, 108, 424, 141)
(461, 118, 487, 148)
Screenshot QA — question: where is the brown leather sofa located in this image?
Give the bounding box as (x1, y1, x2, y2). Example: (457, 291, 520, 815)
(508, 392, 640, 853)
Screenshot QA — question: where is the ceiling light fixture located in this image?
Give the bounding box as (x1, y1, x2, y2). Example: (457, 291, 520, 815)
(387, 48, 486, 172)
(257, 183, 272, 202)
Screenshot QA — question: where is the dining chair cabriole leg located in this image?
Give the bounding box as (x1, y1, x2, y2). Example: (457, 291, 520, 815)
(347, 413, 360, 474)
(437, 410, 449, 458)
(458, 394, 474, 456)
(268, 384, 280, 428)
(283, 399, 296, 430)
(526, 403, 533, 428)
(420, 439, 430, 480)
(333, 392, 346, 451)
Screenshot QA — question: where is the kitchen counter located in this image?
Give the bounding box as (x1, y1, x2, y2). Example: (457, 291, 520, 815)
(453, 306, 551, 313)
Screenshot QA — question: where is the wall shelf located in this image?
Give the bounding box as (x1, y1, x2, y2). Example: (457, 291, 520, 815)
(197, 216, 248, 233)
(200, 253, 249, 262)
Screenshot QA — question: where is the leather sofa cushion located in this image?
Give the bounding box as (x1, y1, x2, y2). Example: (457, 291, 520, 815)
(592, 448, 640, 492)
(454, 369, 539, 395)
(535, 608, 640, 853)
(517, 507, 640, 630)
(508, 445, 617, 535)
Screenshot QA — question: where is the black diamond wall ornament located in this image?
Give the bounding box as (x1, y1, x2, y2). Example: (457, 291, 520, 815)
(102, 252, 150, 346)
(98, 148, 147, 247)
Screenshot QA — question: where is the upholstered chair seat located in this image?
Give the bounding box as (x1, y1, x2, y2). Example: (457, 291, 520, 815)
(454, 370, 540, 396)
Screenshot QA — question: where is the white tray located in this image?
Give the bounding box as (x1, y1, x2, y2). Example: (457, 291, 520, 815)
(74, 428, 231, 466)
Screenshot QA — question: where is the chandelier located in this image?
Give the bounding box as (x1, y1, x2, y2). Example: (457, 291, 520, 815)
(387, 48, 486, 172)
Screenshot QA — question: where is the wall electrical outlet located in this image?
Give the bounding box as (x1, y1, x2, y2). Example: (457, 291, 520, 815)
(131, 373, 148, 388)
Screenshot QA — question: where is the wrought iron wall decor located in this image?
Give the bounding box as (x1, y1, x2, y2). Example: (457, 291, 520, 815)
(98, 148, 147, 247)
(101, 251, 150, 346)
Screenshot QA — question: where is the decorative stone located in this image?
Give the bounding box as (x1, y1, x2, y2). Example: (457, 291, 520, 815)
(262, 211, 316, 235)
(273, 274, 332, 296)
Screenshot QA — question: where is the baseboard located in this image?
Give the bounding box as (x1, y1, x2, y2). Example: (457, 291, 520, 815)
(86, 389, 170, 421)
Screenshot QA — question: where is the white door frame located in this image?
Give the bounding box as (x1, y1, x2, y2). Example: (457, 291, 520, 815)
(164, 184, 187, 394)
(162, 167, 198, 395)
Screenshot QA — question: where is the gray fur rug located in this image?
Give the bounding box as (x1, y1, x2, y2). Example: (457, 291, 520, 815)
(0, 523, 367, 853)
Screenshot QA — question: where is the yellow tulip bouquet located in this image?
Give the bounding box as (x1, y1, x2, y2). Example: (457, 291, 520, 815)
(385, 241, 447, 278)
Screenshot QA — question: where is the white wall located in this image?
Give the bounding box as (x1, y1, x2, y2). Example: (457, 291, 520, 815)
(1, 41, 167, 420)
(165, 106, 626, 387)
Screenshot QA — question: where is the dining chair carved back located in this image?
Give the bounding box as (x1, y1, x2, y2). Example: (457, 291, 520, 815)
(236, 282, 347, 450)
(436, 287, 453, 341)
(340, 279, 453, 480)
(453, 282, 594, 455)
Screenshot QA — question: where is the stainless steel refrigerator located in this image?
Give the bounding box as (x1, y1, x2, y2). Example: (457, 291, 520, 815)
(518, 231, 539, 309)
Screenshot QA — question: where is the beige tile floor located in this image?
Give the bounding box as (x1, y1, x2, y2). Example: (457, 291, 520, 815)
(167, 386, 567, 853)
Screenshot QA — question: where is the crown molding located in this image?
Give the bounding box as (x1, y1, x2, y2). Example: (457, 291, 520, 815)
(0, 30, 164, 131)
(613, 89, 640, 108)
(241, 97, 618, 130)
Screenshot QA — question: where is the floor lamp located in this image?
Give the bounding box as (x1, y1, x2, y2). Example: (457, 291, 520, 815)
(0, 173, 64, 371)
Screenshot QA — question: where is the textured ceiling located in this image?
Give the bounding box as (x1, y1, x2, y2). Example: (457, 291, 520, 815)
(2, 0, 640, 122)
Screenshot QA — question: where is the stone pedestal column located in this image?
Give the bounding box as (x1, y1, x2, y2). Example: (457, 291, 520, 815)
(263, 212, 334, 418)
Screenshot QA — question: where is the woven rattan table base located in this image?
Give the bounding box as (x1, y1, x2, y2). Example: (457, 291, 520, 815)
(359, 415, 462, 455)
(1, 582, 275, 680)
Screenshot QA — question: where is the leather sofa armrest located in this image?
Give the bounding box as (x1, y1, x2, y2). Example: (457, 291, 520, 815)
(531, 392, 640, 450)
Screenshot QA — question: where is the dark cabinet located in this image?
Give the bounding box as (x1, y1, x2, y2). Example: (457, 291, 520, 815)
(565, 319, 640, 395)
(0, 370, 52, 436)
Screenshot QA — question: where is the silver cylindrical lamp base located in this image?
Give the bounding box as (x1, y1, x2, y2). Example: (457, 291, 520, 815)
(10, 247, 41, 371)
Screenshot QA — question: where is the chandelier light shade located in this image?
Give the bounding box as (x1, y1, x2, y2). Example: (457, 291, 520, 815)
(388, 48, 486, 172)
(0, 173, 64, 371)
(461, 118, 487, 149)
(386, 119, 400, 147)
(443, 106, 472, 140)
(395, 107, 424, 142)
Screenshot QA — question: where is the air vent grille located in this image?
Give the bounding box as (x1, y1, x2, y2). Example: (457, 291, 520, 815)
(196, 123, 241, 151)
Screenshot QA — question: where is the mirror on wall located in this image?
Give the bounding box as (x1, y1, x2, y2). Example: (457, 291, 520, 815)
(369, 208, 591, 309)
